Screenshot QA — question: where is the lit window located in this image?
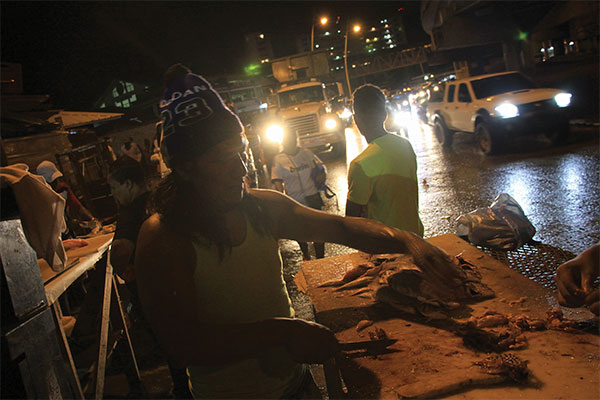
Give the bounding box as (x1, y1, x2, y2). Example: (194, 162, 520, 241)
(112, 88, 119, 97)
(130, 94, 137, 102)
(315, 44, 320, 48)
(335, 56, 340, 60)
(385, 24, 389, 28)
(100, 103, 106, 108)
(352, 64, 356, 68)
(324, 31, 330, 36)
(122, 99, 130, 108)
(259, 34, 264, 39)
(115, 101, 122, 107)
(126, 82, 134, 92)
(371, 27, 376, 31)
(366, 38, 370, 43)
(374, 37, 379, 41)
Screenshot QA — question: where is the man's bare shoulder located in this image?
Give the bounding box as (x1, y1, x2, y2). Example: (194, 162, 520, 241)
(139, 213, 169, 242)
(138, 213, 193, 261)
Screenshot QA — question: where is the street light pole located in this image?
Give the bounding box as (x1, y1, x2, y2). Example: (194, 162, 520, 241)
(344, 27, 351, 96)
(311, 17, 327, 53)
(344, 24, 360, 97)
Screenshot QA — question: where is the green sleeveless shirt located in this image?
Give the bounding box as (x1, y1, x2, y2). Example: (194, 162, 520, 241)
(187, 214, 305, 398)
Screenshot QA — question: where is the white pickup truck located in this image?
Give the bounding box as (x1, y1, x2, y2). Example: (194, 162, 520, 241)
(426, 71, 572, 155)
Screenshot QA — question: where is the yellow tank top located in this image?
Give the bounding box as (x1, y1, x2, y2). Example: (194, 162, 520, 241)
(187, 213, 305, 398)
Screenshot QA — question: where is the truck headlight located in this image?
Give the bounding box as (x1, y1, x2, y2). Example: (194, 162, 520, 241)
(494, 103, 519, 118)
(325, 118, 337, 130)
(554, 93, 572, 108)
(265, 124, 284, 143)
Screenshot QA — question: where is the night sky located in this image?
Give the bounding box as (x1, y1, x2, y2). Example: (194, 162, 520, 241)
(1, 1, 427, 109)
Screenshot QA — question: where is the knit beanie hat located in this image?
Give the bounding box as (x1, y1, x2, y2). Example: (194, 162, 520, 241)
(158, 71, 243, 163)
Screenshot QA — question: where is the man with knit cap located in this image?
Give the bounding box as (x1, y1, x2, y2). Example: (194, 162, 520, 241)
(346, 84, 424, 237)
(135, 64, 456, 398)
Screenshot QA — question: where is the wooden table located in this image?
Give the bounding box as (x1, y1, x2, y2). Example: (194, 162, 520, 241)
(297, 234, 599, 399)
(39, 232, 142, 399)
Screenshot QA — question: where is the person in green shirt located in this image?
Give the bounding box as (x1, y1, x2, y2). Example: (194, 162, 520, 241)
(346, 84, 424, 237)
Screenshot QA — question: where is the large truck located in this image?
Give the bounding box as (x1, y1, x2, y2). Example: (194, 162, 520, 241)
(262, 51, 347, 159)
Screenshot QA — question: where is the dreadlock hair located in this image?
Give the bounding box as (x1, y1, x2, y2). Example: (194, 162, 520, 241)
(152, 171, 272, 260)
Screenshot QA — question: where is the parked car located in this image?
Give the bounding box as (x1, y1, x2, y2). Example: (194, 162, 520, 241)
(426, 71, 572, 155)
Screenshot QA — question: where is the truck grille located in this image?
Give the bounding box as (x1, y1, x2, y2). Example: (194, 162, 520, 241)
(284, 114, 319, 136)
(519, 99, 556, 115)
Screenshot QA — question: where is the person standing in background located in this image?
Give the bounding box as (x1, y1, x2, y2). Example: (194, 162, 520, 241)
(271, 130, 327, 260)
(346, 84, 424, 237)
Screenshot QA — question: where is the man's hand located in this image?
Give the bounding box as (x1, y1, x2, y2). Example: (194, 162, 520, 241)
(402, 233, 462, 283)
(554, 244, 599, 315)
(279, 319, 339, 364)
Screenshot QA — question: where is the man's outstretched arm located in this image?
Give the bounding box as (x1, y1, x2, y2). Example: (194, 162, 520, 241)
(252, 189, 455, 272)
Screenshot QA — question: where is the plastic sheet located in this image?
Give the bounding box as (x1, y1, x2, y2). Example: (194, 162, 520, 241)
(456, 193, 536, 251)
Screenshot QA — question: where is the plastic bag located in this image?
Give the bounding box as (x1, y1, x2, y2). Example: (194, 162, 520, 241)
(456, 193, 536, 250)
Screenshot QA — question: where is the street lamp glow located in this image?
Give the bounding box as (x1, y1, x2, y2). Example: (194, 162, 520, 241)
(353, 25, 361, 33)
(320, 17, 328, 25)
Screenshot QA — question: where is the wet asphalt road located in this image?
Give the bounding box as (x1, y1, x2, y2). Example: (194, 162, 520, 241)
(264, 115, 599, 321)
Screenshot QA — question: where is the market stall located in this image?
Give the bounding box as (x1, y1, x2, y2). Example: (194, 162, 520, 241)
(297, 234, 599, 399)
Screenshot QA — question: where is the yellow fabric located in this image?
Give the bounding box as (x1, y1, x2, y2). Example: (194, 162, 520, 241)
(187, 214, 304, 398)
(348, 134, 424, 236)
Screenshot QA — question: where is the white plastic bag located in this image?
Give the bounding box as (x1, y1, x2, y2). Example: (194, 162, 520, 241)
(456, 193, 536, 251)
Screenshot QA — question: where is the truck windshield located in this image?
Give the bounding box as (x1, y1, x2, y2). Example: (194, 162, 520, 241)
(470, 73, 537, 99)
(279, 86, 324, 108)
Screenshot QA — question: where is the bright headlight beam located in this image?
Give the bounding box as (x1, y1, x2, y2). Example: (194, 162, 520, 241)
(265, 124, 284, 143)
(340, 108, 352, 119)
(554, 93, 572, 108)
(325, 119, 337, 129)
(494, 103, 519, 118)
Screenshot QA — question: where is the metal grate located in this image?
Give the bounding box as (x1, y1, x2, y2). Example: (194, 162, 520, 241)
(475, 241, 576, 292)
(285, 114, 319, 136)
